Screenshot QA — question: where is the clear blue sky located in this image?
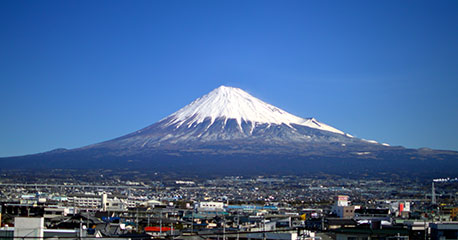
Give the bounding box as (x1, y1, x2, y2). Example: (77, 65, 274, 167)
(1, 0, 457, 157)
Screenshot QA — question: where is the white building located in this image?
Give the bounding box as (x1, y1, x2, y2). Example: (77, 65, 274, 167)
(68, 193, 138, 211)
(197, 201, 225, 212)
(331, 195, 357, 219)
(68, 194, 101, 208)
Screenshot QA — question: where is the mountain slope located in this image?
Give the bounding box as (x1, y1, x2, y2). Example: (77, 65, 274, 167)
(87, 86, 352, 149)
(1, 85, 457, 177)
(163, 86, 344, 134)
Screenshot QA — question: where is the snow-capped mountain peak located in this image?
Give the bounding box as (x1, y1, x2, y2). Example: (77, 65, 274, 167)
(164, 85, 344, 135)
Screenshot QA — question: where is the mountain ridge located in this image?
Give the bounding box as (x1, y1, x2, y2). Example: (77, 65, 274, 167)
(163, 85, 345, 135)
(1, 85, 457, 177)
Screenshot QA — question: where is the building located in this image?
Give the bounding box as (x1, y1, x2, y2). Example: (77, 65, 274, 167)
(331, 195, 357, 219)
(67, 194, 101, 208)
(334, 227, 409, 240)
(197, 201, 225, 212)
(430, 222, 458, 240)
(68, 193, 138, 211)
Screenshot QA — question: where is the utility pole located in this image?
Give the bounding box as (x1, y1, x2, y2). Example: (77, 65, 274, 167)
(171, 221, 174, 238)
(136, 208, 139, 232)
(263, 215, 266, 240)
(160, 209, 163, 235)
(191, 211, 194, 235)
(236, 214, 240, 240)
(223, 214, 226, 240)
(79, 219, 83, 240)
(424, 219, 427, 240)
(432, 181, 436, 205)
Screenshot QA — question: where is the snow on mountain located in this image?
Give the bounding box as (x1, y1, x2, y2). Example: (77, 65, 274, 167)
(164, 86, 345, 135)
(5, 85, 457, 176)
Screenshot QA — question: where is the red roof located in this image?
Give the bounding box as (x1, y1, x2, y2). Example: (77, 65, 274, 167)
(145, 226, 172, 232)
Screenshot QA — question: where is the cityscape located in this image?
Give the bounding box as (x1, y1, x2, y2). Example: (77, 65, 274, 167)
(1, 170, 458, 239)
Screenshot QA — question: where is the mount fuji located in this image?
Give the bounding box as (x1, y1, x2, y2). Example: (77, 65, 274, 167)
(1, 86, 457, 177)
